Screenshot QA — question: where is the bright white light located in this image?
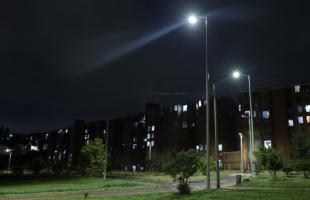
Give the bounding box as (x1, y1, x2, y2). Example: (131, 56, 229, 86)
(5, 148, 10, 153)
(188, 15, 198, 24)
(232, 71, 241, 79)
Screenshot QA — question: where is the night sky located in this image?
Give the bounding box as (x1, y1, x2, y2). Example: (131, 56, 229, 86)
(1, 0, 310, 133)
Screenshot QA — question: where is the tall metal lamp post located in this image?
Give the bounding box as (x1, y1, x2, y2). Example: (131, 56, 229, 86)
(232, 70, 255, 176)
(6, 148, 12, 173)
(187, 14, 211, 189)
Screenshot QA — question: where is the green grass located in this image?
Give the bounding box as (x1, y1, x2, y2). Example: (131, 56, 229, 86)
(37, 189, 310, 200)
(0, 175, 157, 196)
(239, 171, 310, 188)
(108, 170, 237, 182)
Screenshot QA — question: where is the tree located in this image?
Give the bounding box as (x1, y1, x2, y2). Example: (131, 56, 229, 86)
(290, 133, 310, 178)
(147, 154, 169, 175)
(255, 148, 283, 179)
(198, 153, 216, 175)
(81, 138, 107, 177)
(165, 149, 200, 194)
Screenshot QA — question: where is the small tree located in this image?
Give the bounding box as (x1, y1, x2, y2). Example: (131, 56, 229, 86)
(290, 133, 310, 178)
(81, 138, 107, 177)
(255, 148, 283, 179)
(165, 149, 199, 194)
(282, 160, 294, 177)
(198, 153, 216, 175)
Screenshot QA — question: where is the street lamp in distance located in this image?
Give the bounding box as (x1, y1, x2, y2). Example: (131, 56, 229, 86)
(231, 70, 256, 177)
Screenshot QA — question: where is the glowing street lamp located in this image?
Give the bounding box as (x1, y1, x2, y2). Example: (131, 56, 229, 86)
(187, 15, 198, 25)
(232, 70, 255, 177)
(186, 14, 213, 189)
(232, 71, 241, 79)
(5, 148, 12, 173)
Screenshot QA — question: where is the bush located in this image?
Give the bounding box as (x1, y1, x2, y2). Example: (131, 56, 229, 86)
(177, 183, 191, 194)
(282, 161, 294, 177)
(255, 148, 283, 179)
(81, 138, 107, 177)
(295, 159, 310, 178)
(147, 155, 169, 174)
(165, 149, 199, 194)
(198, 153, 216, 175)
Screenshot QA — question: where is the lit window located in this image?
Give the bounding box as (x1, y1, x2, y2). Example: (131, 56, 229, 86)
(151, 125, 155, 131)
(195, 103, 199, 110)
(262, 111, 270, 119)
(192, 122, 195, 127)
(238, 104, 242, 112)
(305, 105, 310, 112)
(174, 105, 178, 111)
(297, 106, 303, 113)
(245, 111, 250, 117)
(183, 105, 188, 112)
(253, 111, 257, 118)
(151, 141, 154, 146)
(298, 116, 304, 124)
(177, 105, 182, 115)
(288, 119, 294, 127)
(295, 85, 300, 93)
(65, 129, 68, 133)
(182, 121, 188, 128)
(147, 133, 151, 139)
(307, 116, 310, 124)
(198, 101, 202, 107)
(218, 144, 223, 151)
(133, 144, 137, 150)
(264, 140, 272, 149)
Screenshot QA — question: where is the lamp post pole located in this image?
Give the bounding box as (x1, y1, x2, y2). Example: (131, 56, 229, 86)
(205, 17, 211, 189)
(232, 71, 255, 176)
(6, 149, 12, 173)
(247, 75, 255, 177)
(104, 120, 109, 180)
(238, 133, 244, 173)
(187, 15, 210, 188)
(213, 84, 220, 188)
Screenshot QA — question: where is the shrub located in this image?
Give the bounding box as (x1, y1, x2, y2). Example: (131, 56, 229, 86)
(282, 161, 294, 177)
(81, 138, 107, 177)
(295, 159, 310, 178)
(198, 153, 216, 175)
(165, 149, 199, 194)
(255, 148, 283, 179)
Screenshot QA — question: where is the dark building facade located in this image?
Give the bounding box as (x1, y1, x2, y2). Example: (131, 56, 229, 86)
(1, 96, 239, 171)
(238, 83, 310, 159)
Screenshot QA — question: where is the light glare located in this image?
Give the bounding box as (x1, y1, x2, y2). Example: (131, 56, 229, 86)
(188, 15, 198, 24)
(232, 71, 241, 79)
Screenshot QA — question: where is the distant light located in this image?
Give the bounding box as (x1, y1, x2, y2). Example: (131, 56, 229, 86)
(188, 15, 198, 24)
(5, 148, 10, 152)
(232, 71, 241, 79)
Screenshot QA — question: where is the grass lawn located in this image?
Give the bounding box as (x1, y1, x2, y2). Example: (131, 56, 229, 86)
(239, 171, 310, 188)
(108, 170, 238, 182)
(0, 175, 158, 196)
(39, 189, 310, 200)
